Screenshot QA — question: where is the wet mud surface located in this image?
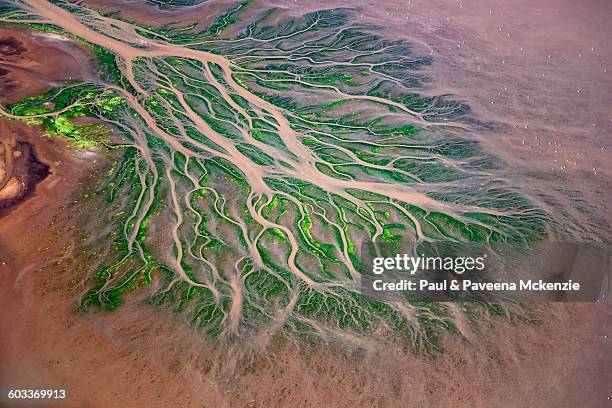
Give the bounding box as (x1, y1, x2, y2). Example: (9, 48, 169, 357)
(0, 28, 93, 104)
(0, 27, 94, 212)
(0, 123, 49, 212)
(0, 2, 610, 407)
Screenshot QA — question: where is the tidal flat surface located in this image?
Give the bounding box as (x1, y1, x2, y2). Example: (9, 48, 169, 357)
(0, 1, 610, 407)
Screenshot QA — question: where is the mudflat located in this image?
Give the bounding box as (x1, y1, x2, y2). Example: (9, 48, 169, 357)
(0, 28, 93, 104)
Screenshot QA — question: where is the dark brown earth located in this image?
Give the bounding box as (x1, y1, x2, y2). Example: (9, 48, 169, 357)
(0, 121, 50, 212)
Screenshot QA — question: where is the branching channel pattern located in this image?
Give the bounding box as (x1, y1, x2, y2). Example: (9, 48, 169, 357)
(0, 0, 550, 350)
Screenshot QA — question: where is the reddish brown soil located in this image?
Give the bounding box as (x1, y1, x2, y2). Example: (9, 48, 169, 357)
(0, 26, 97, 211)
(0, 25, 216, 408)
(0, 123, 218, 407)
(0, 28, 94, 104)
(0, 121, 50, 211)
